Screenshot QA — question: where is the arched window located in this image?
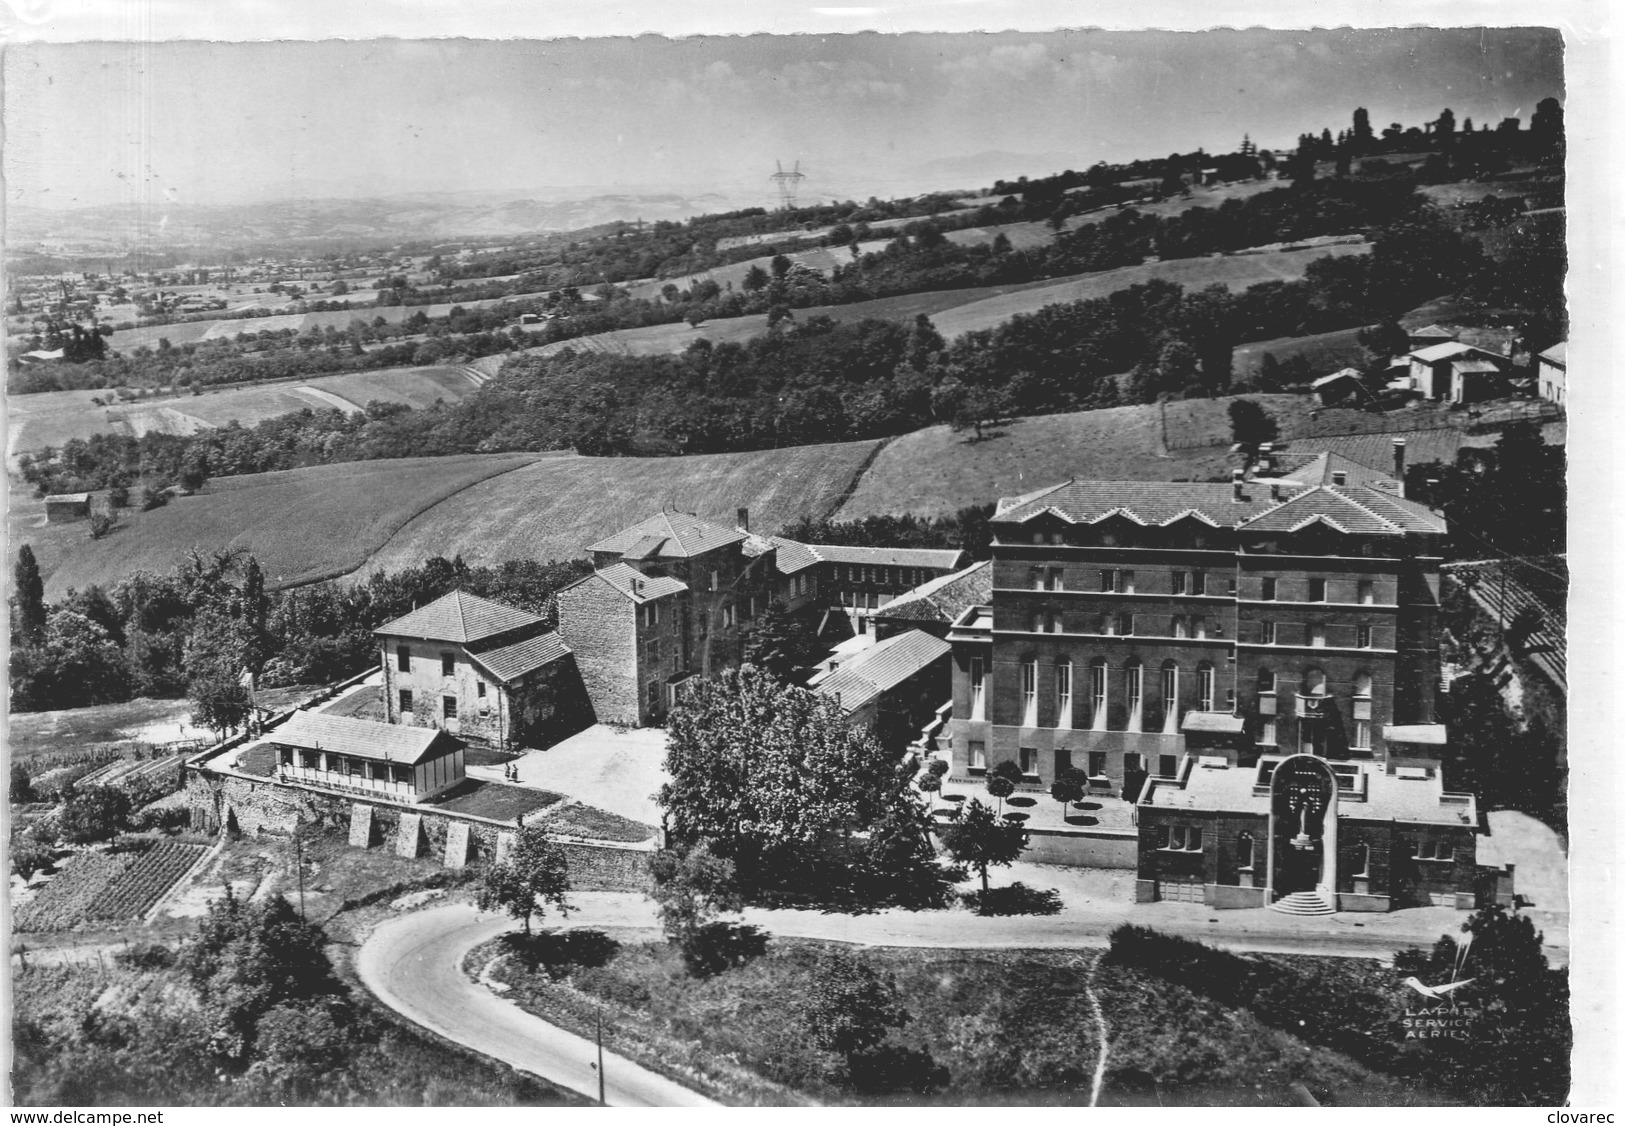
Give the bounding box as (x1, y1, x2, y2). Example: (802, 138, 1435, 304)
(1125, 661, 1144, 732)
(1089, 658, 1109, 731)
(1161, 661, 1180, 734)
(1196, 662, 1216, 712)
(1299, 668, 1327, 753)
(1055, 659, 1073, 730)
(1237, 830, 1255, 871)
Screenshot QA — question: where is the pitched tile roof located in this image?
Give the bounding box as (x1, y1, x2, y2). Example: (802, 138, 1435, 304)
(1236, 486, 1416, 536)
(1410, 341, 1498, 364)
(764, 536, 965, 575)
(1450, 358, 1504, 374)
(813, 629, 951, 713)
(269, 711, 460, 764)
(375, 590, 544, 644)
(873, 561, 993, 624)
(1539, 342, 1566, 366)
(996, 481, 1300, 526)
(470, 632, 571, 683)
(1407, 323, 1458, 340)
(1271, 451, 1398, 488)
(587, 511, 747, 559)
(588, 562, 689, 603)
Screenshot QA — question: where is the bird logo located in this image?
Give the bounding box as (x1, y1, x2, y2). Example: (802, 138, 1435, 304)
(1401, 976, 1476, 1002)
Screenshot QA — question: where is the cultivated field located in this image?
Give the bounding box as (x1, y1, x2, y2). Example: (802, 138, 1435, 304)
(27, 452, 544, 598)
(6, 364, 480, 455)
(14, 840, 209, 933)
(361, 439, 883, 576)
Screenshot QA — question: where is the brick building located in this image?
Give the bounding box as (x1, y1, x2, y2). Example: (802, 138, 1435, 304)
(375, 591, 586, 750)
(757, 535, 965, 635)
(942, 474, 1495, 912)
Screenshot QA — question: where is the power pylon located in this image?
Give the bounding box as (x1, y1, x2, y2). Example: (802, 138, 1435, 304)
(769, 159, 805, 211)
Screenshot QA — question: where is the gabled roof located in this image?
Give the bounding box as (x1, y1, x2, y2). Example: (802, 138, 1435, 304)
(873, 560, 993, 624)
(1237, 485, 1446, 536)
(587, 511, 747, 560)
(269, 711, 460, 764)
(582, 562, 689, 603)
(996, 481, 1300, 527)
(1271, 451, 1396, 489)
(470, 631, 571, 684)
(1450, 358, 1504, 375)
(1410, 341, 1502, 364)
(813, 629, 951, 713)
(1538, 341, 1567, 367)
(375, 590, 544, 644)
(763, 536, 965, 575)
(1311, 368, 1363, 387)
(1407, 323, 1458, 340)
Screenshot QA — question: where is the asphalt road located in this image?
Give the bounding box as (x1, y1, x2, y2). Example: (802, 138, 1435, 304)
(354, 902, 717, 1107)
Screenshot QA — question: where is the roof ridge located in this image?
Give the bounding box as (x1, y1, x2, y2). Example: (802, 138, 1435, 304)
(1329, 486, 1404, 533)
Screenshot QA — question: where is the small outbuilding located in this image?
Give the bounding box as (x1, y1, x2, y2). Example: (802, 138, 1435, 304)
(267, 710, 466, 803)
(44, 493, 92, 523)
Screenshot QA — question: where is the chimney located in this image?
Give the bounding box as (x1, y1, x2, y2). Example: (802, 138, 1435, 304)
(737, 506, 749, 533)
(1270, 482, 1283, 501)
(1391, 438, 1407, 495)
(1231, 468, 1245, 502)
(633, 576, 643, 595)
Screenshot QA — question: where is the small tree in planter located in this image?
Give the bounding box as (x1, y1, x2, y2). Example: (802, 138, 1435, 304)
(986, 759, 1024, 815)
(1049, 766, 1087, 824)
(916, 769, 942, 811)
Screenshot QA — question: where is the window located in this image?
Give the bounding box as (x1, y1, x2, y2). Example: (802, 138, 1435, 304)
(1048, 567, 1065, 592)
(1352, 672, 1373, 749)
(1259, 719, 1278, 746)
(396, 645, 411, 672)
(1193, 571, 1206, 596)
(641, 601, 660, 627)
(299, 749, 318, 769)
(1032, 533, 1044, 545)
(710, 569, 719, 591)
(1358, 580, 1374, 605)
(1030, 612, 1043, 634)
(441, 651, 455, 677)
(1050, 613, 1063, 634)
(443, 696, 457, 720)
(647, 680, 662, 714)
(1161, 664, 1179, 733)
(1125, 662, 1144, 732)
(1120, 612, 1134, 636)
(1169, 615, 1185, 638)
(1413, 839, 1455, 862)
(1163, 826, 1203, 851)
(1124, 753, 1145, 777)
(969, 741, 987, 773)
(969, 657, 987, 720)
(1197, 665, 1215, 711)
(1098, 569, 1114, 593)
(476, 681, 486, 699)
(1332, 470, 1348, 486)
(1352, 720, 1372, 750)
(326, 753, 345, 774)
(1021, 659, 1039, 727)
(278, 746, 293, 767)
(399, 689, 414, 713)
(721, 604, 736, 628)
(1030, 567, 1044, 591)
(348, 757, 364, 778)
(1088, 751, 1107, 779)
(1192, 616, 1207, 640)
(1055, 662, 1073, 729)
(1261, 577, 1277, 600)
(1258, 668, 1276, 693)
(1090, 660, 1108, 731)
(1172, 571, 1188, 595)
(1351, 842, 1371, 878)
(1237, 830, 1255, 870)
(1051, 532, 1064, 546)
(393, 764, 412, 785)
(1309, 577, 1327, 602)
(1018, 747, 1038, 776)
(1260, 620, 1276, 644)
(1310, 624, 1327, 648)
(1120, 570, 1135, 594)
(1357, 624, 1372, 648)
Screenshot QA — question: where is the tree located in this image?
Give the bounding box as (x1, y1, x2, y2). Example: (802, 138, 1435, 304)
(986, 758, 1024, 814)
(1049, 766, 1086, 823)
(1352, 107, 1373, 152)
(474, 825, 573, 936)
(1228, 398, 1279, 450)
(88, 512, 116, 540)
(10, 762, 36, 804)
(184, 609, 254, 739)
(13, 545, 46, 645)
(741, 263, 769, 292)
(940, 798, 1028, 910)
(742, 600, 821, 684)
(650, 841, 743, 944)
(57, 785, 133, 848)
(800, 952, 909, 1069)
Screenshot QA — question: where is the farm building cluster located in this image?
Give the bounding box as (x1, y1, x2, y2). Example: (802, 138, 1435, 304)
(190, 458, 1514, 914)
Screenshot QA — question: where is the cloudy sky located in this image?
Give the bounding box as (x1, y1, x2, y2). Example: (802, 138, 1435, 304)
(4, 26, 1564, 211)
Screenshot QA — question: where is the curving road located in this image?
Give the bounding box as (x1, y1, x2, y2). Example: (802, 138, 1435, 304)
(355, 902, 717, 1107)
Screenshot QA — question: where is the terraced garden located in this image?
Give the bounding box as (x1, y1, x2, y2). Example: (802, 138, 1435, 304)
(14, 840, 209, 932)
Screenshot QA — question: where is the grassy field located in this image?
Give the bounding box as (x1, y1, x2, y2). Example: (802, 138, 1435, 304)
(6, 364, 479, 455)
(26, 452, 543, 598)
(361, 439, 882, 576)
(536, 244, 1368, 360)
(929, 243, 1370, 340)
(1232, 325, 1370, 381)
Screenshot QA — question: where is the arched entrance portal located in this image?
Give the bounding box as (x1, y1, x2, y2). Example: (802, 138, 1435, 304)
(1266, 754, 1339, 904)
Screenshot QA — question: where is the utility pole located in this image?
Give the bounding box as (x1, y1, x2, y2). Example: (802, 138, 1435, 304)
(295, 822, 306, 921)
(596, 1002, 607, 1106)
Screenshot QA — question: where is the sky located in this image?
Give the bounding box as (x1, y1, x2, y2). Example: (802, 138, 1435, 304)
(3, 26, 1565, 212)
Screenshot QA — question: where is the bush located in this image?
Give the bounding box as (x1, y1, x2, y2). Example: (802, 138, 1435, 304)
(678, 921, 770, 978)
(114, 942, 177, 970)
(846, 1042, 950, 1094)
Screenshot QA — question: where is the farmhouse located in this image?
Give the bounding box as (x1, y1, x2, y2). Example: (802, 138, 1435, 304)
(1405, 341, 1512, 401)
(375, 590, 587, 750)
(1538, 342, 1567, 404)
(267, 710, 466, 803)
(1310, 368, 1366, 406)
(44, 493, 92, 523)
(938, 473, 1507, 911)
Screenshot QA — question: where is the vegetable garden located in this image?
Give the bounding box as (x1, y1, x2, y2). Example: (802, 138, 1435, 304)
(14, 840, 208, 932)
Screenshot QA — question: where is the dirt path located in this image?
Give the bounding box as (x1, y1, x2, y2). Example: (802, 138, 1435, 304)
(1081, 952, 1110, 1107)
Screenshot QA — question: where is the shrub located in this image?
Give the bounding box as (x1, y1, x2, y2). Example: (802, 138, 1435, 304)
(115, 942, 177, 970)
(678, 921, 769, 977)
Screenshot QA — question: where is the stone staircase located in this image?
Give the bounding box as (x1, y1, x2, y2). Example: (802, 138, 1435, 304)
(1269, 889, 1337, 916)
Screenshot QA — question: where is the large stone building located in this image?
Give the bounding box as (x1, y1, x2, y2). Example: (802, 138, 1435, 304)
(941, 474, 1496, 912)
(375, 590, 586, 749)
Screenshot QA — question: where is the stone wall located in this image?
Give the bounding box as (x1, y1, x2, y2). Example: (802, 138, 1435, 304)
(557, 576, 640, 726)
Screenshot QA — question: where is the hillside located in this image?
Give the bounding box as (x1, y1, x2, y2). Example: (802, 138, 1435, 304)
(359, 440, 882, 577)
(6, 364, 481, 457)
(22, 453, 545, 599)
(21, 440, 882, 598)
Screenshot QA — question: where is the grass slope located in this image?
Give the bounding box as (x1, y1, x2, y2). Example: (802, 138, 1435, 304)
(834, 396, 1324, 521)
(362, 439, 882, 576)
(27, 452, 543, 598)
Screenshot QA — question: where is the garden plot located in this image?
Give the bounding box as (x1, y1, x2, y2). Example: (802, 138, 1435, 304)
(13, 841, 208, 933)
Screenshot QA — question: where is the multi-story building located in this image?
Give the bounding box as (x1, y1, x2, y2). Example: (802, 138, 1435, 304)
(942, 474, 1496, 912)
(375, 590, 585, 749)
